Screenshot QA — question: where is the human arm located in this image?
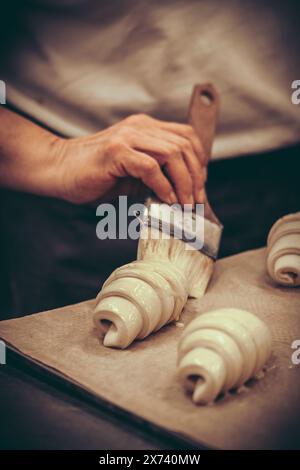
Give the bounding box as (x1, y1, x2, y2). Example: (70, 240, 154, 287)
(0, 107, 207, 205)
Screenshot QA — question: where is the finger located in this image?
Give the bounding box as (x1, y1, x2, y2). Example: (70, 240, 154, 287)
(130, 128, 206, 204)
(172, 135, 206, 204)
(124, 114, 207, 166)
(164, 152, 194, 206)
(122, 149, 178, 205)
(127, 130, 195, 205)
(151, 120, 207, 166)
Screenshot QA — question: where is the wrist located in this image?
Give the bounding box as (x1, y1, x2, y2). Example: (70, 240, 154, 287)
(0, 107, 71, 200)
(44, 134, 68, 200)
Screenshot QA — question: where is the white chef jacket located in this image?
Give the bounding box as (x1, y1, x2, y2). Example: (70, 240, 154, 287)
(1, 0, 300, 159)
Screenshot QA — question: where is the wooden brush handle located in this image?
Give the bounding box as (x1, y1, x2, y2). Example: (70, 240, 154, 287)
(188, 83, 221, 225)
(188, 83, 220, 161)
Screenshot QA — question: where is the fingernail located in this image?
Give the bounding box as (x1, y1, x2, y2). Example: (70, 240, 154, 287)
(196, 189, 205, 204)
(187, 194, 194, 207)
(168, 191, 177, 204)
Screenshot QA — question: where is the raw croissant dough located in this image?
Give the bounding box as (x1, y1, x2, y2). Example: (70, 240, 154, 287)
(94, 260, 188, 348)
(177, 308, 272, 405)
(267, 212, 300, 286)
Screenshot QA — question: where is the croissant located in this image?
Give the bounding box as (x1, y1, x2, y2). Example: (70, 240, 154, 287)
(93, 260, 188, 348)
(177, 308, 272, 405)
(267, 212, 300, 287)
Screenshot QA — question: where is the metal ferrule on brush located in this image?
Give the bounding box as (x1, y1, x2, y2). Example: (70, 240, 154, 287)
(140, 201, 223, 260)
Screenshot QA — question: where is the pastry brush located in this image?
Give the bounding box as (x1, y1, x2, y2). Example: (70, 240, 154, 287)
(137, 83, 223, 298)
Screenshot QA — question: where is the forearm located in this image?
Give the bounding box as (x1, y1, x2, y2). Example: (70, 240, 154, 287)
(0, 107, 63, 198)
(0, 108, 206, 205)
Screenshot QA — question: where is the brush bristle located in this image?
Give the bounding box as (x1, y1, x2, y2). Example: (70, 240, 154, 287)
(138, 225, 214, 298)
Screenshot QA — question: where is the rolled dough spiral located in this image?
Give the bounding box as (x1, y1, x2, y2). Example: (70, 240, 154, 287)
(267, 212, 300, 286)
(94, 260, 188, 348)
(177, 308, 272, 405)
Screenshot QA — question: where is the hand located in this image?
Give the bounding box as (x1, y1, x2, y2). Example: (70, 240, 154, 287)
(56, 113, 207, 205)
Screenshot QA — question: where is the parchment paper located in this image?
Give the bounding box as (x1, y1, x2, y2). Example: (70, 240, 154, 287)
(1, 248, 300, 449)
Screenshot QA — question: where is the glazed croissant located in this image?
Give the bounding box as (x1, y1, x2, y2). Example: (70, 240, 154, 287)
(93, 260, 188, 348)
(177, 308, 272, 405)
(267, 212, 300, 287)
